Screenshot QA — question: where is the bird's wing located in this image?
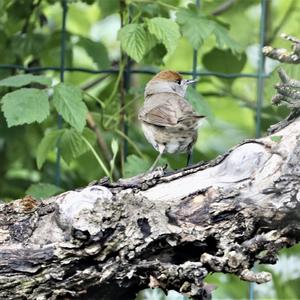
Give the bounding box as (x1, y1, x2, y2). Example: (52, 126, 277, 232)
(139, 93, 203, 127)
(139, 102, 178, 126)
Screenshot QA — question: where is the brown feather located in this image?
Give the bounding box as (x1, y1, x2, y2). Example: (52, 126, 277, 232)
(152, 70, 182, 82)
(139, 93, 203, 128)
(139, 71, 205, 159)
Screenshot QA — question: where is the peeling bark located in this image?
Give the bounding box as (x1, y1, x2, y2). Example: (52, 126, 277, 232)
(0, 115, 300, 300)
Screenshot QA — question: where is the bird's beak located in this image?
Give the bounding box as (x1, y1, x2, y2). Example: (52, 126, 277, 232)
(185, 79, 198, 85)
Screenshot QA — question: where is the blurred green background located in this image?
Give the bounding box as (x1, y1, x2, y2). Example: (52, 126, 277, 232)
(0, 0, 300, 299)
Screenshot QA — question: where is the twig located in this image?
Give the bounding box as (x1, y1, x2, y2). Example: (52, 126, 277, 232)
(212, 0, 236, 16)
(81, 136, 111, 179)
(21, 0, 42, 34)
(267, 0, 296, 44)
(80, 75, 109, 91)
(114, 129, 147, 160)
(86, 113, 112, 163)
(86, 113, 120, 179)
(119, 0, 130, 177)
(270, 68, 300, 108)
(263, 33, 300, 64)
(281, 33, 300, 44)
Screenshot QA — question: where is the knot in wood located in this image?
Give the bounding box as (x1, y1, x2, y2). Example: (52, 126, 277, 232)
(14, 196, 38, 213)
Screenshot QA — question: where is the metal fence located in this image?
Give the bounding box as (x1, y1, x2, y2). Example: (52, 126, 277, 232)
(0, 0, 267, 298)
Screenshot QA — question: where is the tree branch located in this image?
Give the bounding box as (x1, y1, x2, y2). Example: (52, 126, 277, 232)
(1, 34, 300, 300)
(264, 34, 300, 134)
(212, 0, 236, 16)
(1, 108, 300, 299)
(263, 33, 300, 64)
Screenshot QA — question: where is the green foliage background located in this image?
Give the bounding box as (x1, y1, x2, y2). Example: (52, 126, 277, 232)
(0, 0, 300, 299)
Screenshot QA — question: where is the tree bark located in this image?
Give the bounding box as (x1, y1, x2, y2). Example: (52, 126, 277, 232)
(1, 39, 300, 299)
(1, 112, 300, 299)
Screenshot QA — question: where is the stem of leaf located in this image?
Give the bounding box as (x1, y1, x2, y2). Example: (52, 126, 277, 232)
(114, 129, 147, 160)
(104, 94, 141, 128)
(109, 143, 118, 179)
(81, 135, 111, 179)
(119, 0, 130, 177)
(107, 64, 125, 105)
(83, 91, 106, 108)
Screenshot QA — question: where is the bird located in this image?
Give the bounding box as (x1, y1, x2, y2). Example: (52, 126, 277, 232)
(138, 70, 205, 171)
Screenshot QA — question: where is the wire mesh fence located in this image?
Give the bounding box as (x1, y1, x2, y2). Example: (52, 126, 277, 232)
(0, 0, 268, 298)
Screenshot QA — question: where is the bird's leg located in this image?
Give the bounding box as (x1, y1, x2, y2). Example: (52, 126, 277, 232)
(149, 145, 165, 172)
(186, 148, 193, 167)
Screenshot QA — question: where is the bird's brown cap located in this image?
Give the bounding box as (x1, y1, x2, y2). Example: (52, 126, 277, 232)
(151, 70, 182, 81)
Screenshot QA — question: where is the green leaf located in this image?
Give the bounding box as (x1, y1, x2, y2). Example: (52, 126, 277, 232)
(176, 5, 241, 53)
(118, 24, 147, 62)
(60, 128, 96, 164)
(142, 44, 167, 65)
(110, 138, 118, 174)
(1, 88, 50, 127)
(111, 138, 118, 157)
(11, 33, 47, 57)
(53, 83, 88, 132)
(40, 31, 73, 68)
(213, 23, 242, 54)
(202, 48, 246, 74)
(81, 0, 96, 4)
(125, 154, 151, 178)
(98, 0, 119, 17)
(176, 6, 214, 49)
(77, 37, 110, 69)
(147, 17, 180, 60)
(185, 87, 214, 123)
(0, 74, 52, 87)
(118, 24, 154, 62)
(26, 183, 63, 200)
(270, 135, 282, 143)
(36, 129, 63, 169)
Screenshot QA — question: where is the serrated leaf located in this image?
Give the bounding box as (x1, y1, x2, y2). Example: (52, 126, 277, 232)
(176, 6, 214, 50)
(36, 129, 63, 169)
(176, 4, 241, 54)
(53, 83, 88, 132)
(147, 17, 180, 60)
(26, 183, 63, 200)
(1, 88, 50, 127)
(270, 135, 282, 143)
(185, 87, 213, 123)
(0, 74, 52, 87)
(144, 31, 158, 54)
(213, 23, 242, 54)
(60, 128, 96, 164)
(77, 37, 109, 69)
(118, 24, 149, 62)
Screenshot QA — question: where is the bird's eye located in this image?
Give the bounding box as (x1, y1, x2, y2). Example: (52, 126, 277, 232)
(175, 79, 181, 84)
